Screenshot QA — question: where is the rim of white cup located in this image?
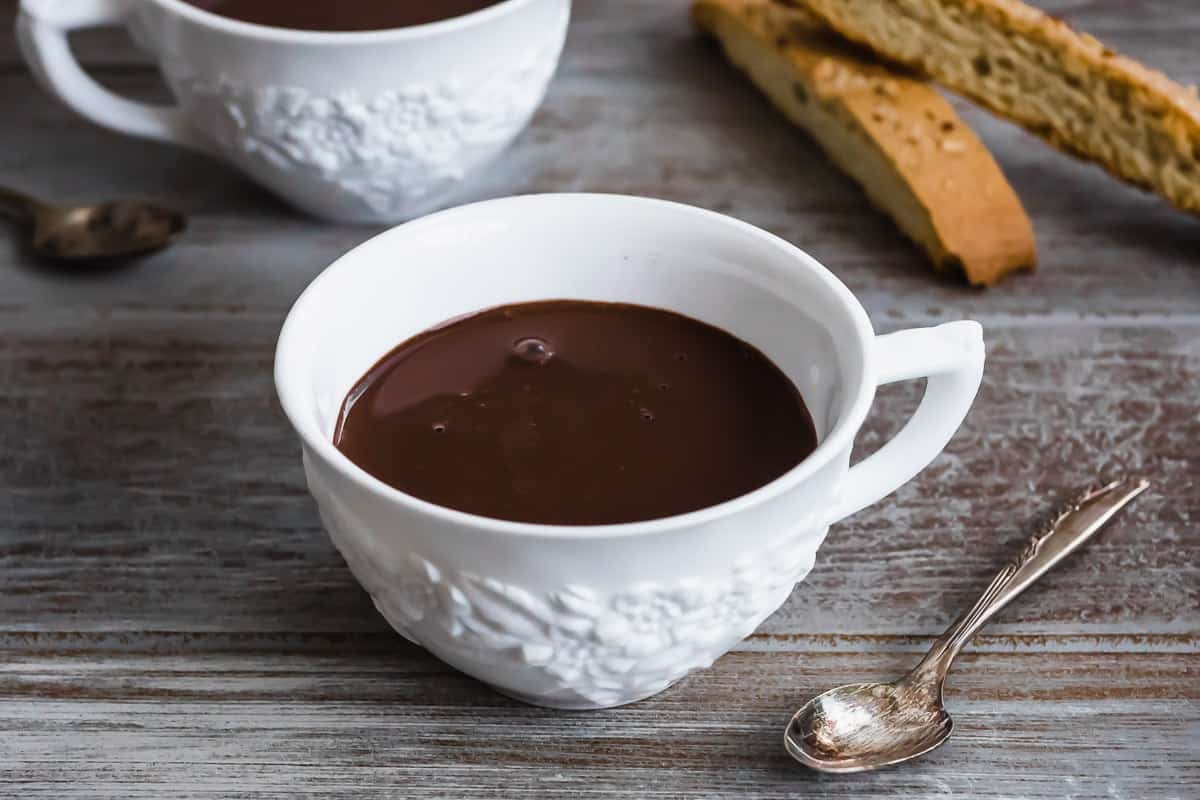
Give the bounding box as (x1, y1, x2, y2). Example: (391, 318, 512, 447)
(154, 0, 537, 44)
(275, 193, 879, 538)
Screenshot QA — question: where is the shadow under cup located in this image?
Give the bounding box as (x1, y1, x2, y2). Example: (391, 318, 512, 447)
(275, 194, 877, 709)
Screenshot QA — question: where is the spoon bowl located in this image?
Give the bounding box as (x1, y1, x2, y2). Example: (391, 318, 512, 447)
(785, 681, 953, 773)
(31, 200, 186, 262)
(1, 186, 186, 264)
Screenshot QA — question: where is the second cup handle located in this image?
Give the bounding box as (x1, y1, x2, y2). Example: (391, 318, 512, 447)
(827, 321, 985, 524)
(17, 0, 202, 150)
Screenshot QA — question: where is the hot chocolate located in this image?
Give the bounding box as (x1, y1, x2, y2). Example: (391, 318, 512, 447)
(183, 0, 506, 31)
(334, 301, 819, 525)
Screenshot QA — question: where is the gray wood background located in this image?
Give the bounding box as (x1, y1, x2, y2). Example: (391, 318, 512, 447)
(1, 1, 1197, 797)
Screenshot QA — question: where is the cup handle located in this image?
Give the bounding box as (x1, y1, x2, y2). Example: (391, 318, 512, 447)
(827, 320, 985, 523)
(17, 0, 201, 149)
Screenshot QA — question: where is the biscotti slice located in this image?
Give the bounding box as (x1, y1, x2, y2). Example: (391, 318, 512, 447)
(693, 0, 1036, 285)
(795, 0, 1200, 215)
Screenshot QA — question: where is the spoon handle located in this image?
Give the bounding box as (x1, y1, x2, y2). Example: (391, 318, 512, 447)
(911, 477, 1149, 682)
(0, 185, 42, 225)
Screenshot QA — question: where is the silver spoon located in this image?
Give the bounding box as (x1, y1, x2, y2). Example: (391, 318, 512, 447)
(0, 184, 186, 263)
(786, 476, 1150, 773)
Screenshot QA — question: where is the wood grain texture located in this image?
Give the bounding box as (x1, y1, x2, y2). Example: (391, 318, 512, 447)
(0, 0, 1197, 797)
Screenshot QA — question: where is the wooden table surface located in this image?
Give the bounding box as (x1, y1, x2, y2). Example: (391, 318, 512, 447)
(2, 1, 1197, 797)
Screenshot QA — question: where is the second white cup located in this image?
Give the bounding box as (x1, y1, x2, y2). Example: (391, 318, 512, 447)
(17, 0, 571, 223)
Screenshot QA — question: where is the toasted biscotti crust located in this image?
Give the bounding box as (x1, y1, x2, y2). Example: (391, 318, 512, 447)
(795, 0, 1200, 215)
(693, 0, 1036, 285)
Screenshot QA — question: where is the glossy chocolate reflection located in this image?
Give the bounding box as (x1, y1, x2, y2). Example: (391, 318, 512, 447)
(335, 301, 818, 525)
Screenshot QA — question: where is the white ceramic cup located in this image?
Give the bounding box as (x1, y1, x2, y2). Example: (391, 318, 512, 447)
(17, 0, 570, 223)
(275, 194, 985, 709)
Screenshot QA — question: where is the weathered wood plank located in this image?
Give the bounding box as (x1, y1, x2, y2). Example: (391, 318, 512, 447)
(5, 639, 1196, 697)
(1, 648, 1196, 798)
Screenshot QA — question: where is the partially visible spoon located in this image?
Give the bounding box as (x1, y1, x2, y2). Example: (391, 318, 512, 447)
(785, 476, 1150, 773)
(0, 184, 186, 263)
